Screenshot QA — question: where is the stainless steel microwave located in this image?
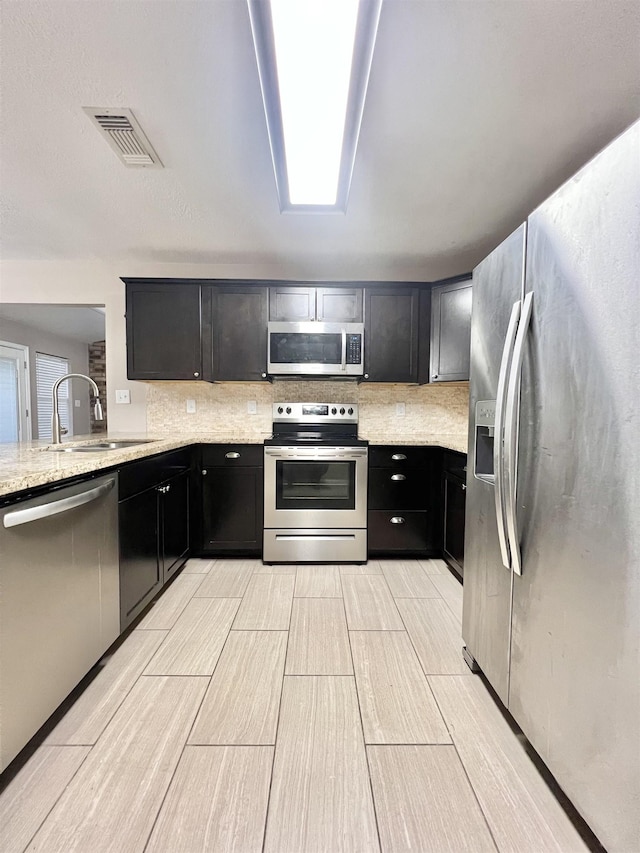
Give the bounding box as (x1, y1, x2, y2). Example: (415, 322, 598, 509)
(267, 322, 365, 377)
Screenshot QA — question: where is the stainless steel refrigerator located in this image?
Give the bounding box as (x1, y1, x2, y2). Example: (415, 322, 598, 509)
(463, 119, 639, 853)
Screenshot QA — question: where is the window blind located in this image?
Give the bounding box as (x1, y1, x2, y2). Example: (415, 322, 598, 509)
(36, 352, 70, 440)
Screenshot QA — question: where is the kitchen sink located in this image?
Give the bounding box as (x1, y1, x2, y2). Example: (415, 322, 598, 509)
(49, 440, 156, 453)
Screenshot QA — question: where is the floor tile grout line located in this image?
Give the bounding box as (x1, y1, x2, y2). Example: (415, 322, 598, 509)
(17, 746, 94, 853)
(425, 674, 502, 853)
(341, 580, 384, 853)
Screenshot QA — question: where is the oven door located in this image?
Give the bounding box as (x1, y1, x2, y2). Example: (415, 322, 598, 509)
(264, 446, 368, 528)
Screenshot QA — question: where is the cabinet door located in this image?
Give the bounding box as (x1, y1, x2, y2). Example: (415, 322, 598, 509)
(161, 469, 190, 581)
(368, 511, 430, 552)
(119, 487, 161, 629)
(368, 467, 429, 510)
(443, 473, 466, 574)
(125, 282, 202, 380)
(430, 280, 472, 382)
(269, 285, 315, 321)
(201, 467, 263, 553)
(212, 286, 269, 381)
(364, 287, 420, 382)
(316, 287, 363, 322)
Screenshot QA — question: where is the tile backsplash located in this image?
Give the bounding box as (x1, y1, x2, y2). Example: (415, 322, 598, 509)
(146, 380, 469, 444)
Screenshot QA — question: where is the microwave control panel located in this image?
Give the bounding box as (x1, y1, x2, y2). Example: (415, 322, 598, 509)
(346, 334, 362, 364)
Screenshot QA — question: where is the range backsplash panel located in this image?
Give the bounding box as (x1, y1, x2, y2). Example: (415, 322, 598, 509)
(146, 381, 469, 448)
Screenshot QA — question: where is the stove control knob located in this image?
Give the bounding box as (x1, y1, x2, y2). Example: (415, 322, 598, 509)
(340, 407, 345, 415)
(348, 407, 354, 415)
(277, 406, 283, 414)
(286, 406, 292, 414)
(331, 407, 337, 414)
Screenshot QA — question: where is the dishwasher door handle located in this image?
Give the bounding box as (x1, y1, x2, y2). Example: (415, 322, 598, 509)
(3, 478, 116, 529)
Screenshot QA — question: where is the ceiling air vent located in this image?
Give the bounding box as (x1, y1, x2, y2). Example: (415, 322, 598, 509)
(83, 107, 163, 168)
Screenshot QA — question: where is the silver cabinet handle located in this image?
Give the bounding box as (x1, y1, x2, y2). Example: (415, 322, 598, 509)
(261, 372, 267, 378)
(391, 453, 407, 461)
(225, 451, 241, 459)
(3, 479, 115, 529)
(390, 516, 405, 524)
(363, 373, 369, 379)
(391, 474, 406, 481)
(494, 299, 522, 570)
(193, 371, 199, 377)
(340, 328, 347, 372)
(504, 290, 534, 577)
(202, 469, 207, 476)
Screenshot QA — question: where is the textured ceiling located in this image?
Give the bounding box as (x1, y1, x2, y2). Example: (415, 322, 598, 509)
(1, 0, 639, 280)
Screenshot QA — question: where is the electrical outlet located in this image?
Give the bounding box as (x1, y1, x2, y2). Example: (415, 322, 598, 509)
(396, 402, 406, 416)
(74, 399, 81, 408)
(186, 399, 196, 414)
(115, 389, 130, 404)
(247, 400, 257, 414)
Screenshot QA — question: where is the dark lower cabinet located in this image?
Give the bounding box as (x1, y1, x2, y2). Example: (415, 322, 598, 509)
(118, 450, 191, 630)
(200, 445, 263, 555)
(442, 451, 467, 577)
(368, 445, 440, 555)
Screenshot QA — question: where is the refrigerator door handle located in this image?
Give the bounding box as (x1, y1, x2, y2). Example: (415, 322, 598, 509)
(494, 300, 521, 569)
(504, 291, 534, 576)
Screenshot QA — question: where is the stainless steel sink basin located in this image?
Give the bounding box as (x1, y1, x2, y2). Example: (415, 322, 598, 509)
(50, 440, 155, 453)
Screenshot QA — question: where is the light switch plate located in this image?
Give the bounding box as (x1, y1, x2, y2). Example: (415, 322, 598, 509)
(396, 402, 406, 416)
(186, 399, 197, 414)
(247, 400, 257, 414)
(115, 389, 130, 404)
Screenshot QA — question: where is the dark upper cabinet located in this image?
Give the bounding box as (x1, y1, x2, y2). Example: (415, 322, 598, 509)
(210, 285, 269, 381)
(430, 279, 472, 382)
(269, 285, 363, 322)
(125, 281, 204, 380)
(364, 287, 421, 382)
(315, 287, 363, 322)
(269, 285, 316, 321)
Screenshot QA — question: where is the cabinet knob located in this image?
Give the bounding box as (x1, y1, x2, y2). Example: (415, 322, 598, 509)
(391, 473, 406, 481)
(225, 451, 241, 459)
(363, 373, 369, 379)
(390, 516, 405, 524)
(391, 453, 407, 461)
(165, 483, 171, 492)
(193, 371, 200, 378)
(461, 483, 467, 490)
(202, 469, 207, 476)
(261, 372, 267, 379)
(432, 374, 438, 379)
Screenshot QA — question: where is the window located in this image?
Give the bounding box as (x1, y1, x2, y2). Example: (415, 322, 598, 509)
(36, 352, 70, 440)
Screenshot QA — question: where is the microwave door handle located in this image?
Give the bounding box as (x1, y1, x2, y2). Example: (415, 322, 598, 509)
(504, 290, 534, 577)
(494, 300, 521, 569)
(340, 329, 347, 372)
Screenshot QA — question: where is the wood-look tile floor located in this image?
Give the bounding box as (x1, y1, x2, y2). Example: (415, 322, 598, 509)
(0, 558, 589, 853)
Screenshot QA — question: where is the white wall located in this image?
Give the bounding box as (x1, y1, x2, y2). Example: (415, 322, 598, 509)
(0, 315, 91, 437)
(0, 258, 464, 436)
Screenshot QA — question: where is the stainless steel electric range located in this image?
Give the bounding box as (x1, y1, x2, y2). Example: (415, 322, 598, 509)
(263, 403, 368, 563)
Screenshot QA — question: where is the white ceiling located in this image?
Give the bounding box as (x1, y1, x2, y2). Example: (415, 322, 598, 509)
(0, 304, 106, 344)
(1, 0, 639, 281)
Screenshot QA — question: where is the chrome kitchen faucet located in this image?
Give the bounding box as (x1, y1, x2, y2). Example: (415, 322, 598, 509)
(51, 373, 103, 444)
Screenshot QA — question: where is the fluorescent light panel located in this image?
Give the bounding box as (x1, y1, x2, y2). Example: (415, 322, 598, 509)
(248, 0, 382, 211)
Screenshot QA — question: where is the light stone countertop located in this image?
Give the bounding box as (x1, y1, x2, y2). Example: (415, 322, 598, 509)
(0, 432, 467, 499)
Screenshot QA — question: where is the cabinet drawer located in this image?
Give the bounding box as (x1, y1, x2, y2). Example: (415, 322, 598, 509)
(368, 468, 428, 510)
(201, 444, 264, 467)
(368, 510, 430, 552)
(119, 448, 191, 500)
(369, 446, 433, 469)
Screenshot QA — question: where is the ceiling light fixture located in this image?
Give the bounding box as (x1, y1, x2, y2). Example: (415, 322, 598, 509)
(248, 0, 382, 212)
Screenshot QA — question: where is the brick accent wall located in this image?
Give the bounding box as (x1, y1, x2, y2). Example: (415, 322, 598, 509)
(88, 340, 107, 434)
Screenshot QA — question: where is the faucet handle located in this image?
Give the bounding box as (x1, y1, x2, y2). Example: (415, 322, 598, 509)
(60, 427, 69, 436)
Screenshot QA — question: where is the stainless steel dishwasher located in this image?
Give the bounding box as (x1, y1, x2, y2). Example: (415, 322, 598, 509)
(0, 473, 120, 771)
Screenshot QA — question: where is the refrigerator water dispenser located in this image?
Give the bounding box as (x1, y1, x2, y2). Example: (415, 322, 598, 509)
(474, 401, 496, 481)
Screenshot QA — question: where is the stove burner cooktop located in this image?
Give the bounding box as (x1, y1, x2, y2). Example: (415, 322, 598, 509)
(266, 401, 367, 447)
